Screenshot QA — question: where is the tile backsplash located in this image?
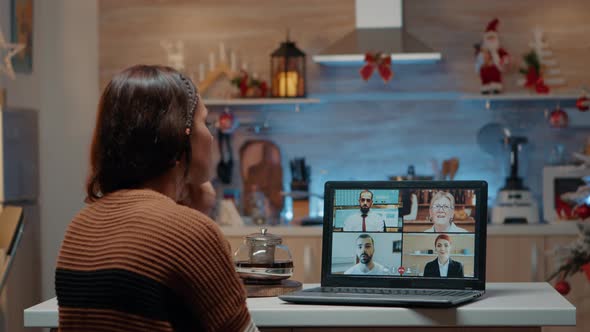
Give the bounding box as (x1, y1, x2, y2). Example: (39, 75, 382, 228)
(210, 68, 590, 221)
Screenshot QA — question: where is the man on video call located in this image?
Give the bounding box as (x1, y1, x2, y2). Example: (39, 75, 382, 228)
(344, 234, 388, 275)
(343, 190, 386, 232)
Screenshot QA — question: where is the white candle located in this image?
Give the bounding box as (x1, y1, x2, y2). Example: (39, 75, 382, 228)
(241, 62, 248, 71)
(277, 71, 299, 97)
(219, 43, 226, 62)
(230, 51, 237, 72)
(209, 52, 216, 71)
(199, 63, 205, 82)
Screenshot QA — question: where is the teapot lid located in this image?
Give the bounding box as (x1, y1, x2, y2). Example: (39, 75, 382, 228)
(246, 228, 282, 245)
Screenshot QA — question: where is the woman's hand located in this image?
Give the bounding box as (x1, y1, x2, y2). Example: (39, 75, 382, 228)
(180, 181, 217, 217)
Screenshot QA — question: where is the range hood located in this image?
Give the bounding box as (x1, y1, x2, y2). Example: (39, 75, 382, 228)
(312, 0, 441, 65)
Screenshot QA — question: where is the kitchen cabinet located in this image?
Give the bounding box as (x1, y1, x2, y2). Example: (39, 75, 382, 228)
(486, 236, 545, 282)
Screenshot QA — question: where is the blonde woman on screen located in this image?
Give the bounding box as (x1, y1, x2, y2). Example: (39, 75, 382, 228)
(425, 191, 467, 233)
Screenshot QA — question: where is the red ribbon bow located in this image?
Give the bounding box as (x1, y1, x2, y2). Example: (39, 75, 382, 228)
(360, 52, 394, 83)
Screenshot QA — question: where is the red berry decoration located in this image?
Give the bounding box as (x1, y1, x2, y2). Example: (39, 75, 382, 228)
(555, 280, 570, 295)
(549, 107, 568, 128)
(573, 204, 590, 220)
(535, 78, 550, 94)
(576, 95, 589, 112)
(583, 263, 590, 282)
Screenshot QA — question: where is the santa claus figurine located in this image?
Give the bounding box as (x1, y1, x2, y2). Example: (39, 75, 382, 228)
(475, 18, 510, 94)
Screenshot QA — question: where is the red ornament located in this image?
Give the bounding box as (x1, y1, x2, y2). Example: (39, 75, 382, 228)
(555, 280, 571, 295)
(576, 95, 589, 112)
(398, 266, 406, 275)
(549, 107, 568, 128)
(219, 112, 234, 133)
(573, 204, 590, 220)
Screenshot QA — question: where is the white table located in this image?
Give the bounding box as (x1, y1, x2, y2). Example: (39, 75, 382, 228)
(25, 283, 575, 332)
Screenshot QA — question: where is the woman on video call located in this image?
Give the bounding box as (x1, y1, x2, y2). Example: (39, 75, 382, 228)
(424, 191, 468, 233)
(54, 65, 258, 332)
(423, 234, 464, 278)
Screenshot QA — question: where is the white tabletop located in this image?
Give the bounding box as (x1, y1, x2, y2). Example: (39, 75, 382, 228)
(24, 283, 575, 328)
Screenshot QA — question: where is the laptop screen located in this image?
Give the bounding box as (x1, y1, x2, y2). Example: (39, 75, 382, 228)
(322, 181, 487, 290)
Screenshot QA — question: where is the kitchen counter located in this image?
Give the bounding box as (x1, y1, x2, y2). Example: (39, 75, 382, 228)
(24, 282, 575, 331)
(220, 222, 581, 237)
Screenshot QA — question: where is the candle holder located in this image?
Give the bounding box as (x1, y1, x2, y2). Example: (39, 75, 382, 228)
(270, 32, 306, 98)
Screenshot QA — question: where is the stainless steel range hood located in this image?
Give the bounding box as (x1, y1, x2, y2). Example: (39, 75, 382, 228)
(312, 0, 441, 65)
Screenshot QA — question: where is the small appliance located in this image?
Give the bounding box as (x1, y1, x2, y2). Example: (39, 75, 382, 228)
(491, 136, 540, 224)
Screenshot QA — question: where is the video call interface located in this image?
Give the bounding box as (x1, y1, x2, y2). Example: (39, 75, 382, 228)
(331, 188, 478, 279)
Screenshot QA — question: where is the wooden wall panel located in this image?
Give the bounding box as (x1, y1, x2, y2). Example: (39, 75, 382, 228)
(100, 0, 590, 93)
(99, 0, 354, 90)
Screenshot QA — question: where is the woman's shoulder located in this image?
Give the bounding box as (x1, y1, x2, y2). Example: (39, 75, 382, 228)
(151, 197, 219, 233)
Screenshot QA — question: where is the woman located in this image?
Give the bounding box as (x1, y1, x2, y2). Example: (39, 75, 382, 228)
(55, 65, 258, 332)
(424, 191, 467, 232)
(423, 234, 464, 278)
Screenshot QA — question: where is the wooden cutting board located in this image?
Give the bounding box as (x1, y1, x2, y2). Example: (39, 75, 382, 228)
(244, 279, 302, 298)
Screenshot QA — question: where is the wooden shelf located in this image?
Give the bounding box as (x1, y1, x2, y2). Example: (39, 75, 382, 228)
(406, 253, 474, 257)
(309, 92, 583, 103)
(202, 93, 583, 105)
(203, 98, 321, 106)
(460, 93, 581, 101)
(312, 92, 461, 102)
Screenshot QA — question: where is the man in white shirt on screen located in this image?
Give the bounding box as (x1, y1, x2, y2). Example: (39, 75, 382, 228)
(344, 234, 388, 275)
(343, 190, 386, 232)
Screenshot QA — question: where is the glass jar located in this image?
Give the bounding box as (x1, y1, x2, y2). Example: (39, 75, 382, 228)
(234, 228, 293, 283)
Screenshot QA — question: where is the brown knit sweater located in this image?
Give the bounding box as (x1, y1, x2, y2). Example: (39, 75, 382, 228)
(55, 189, 253, 332)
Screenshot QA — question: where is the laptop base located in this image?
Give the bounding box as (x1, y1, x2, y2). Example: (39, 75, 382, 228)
(280, 287, 484, 307)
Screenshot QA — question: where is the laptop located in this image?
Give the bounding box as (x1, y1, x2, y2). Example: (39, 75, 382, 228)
(280, 181, 487, 307)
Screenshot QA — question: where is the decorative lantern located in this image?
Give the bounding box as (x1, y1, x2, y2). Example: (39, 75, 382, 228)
(270, 34, 306, 98)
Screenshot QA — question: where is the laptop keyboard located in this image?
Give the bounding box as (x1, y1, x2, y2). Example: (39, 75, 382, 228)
(308, 287, 474, 297)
